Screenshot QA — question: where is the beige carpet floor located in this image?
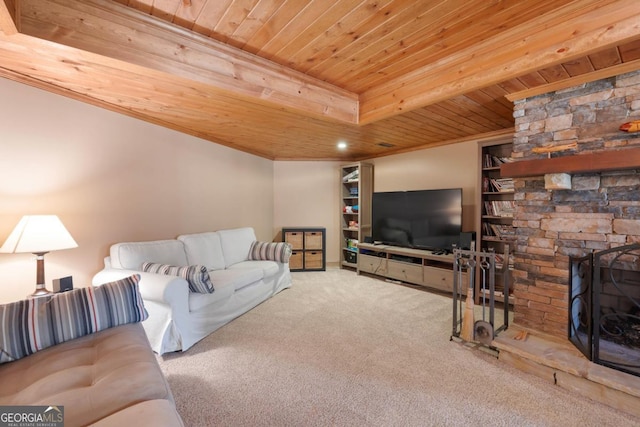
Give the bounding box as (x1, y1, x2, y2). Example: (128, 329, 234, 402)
(157, 268, 638, 426)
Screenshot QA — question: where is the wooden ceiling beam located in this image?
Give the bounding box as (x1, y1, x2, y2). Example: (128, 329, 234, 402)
(358, 0, 640, 125)
(0, 0, 18, 35)
(19, 0, 358, 124)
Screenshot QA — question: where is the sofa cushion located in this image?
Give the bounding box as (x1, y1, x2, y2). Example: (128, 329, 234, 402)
(249, 241, 292, 263)
(217, 227, 257, 268)
(177, 232, 226, 270)
(0, 323, 181, 427)
(142, 263, 214, 294)
(111, 240, 188, 270)
(208, 268, 263, 292)
(0, 275, 147, 364)
(229, 260, 280, 278)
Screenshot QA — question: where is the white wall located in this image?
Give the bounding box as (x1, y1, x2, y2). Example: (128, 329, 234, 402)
(273, 161, 341, 263)
(0, 78, 274, 303)
(371, 143, 478, 232)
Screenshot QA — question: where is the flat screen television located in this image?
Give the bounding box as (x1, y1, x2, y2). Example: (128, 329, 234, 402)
(371, 188, 462, 252)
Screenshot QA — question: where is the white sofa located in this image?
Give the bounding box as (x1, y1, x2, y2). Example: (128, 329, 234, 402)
(92, 227, 292, 355)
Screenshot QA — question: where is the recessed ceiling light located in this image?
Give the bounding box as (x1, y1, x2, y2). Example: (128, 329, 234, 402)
(337, 141, 348, 150)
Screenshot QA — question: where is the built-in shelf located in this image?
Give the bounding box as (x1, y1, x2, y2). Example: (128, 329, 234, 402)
(340, 162, 373, 269)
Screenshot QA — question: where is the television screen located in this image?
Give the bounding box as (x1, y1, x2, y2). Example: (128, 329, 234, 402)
(371, 188, 462, 252)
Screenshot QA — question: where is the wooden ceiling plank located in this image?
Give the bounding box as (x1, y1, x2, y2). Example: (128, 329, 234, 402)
(227, 0, 283, 49)
(239, 0, 307, 54)
(172, 0, 208, 30)
(497, 78, 529, 94)
(359, 0, 640, 124)
(588, 46, 622, 69)
(213, 0, 261, 45)
(282, 0, 397, 74)
(516, 72, 549, 88)
(537, 63, 571, 83)
(338, 0, 550, 92)
(360, 0, 618, 101)
(269, 0, 365, 65)
(430, 100, 499, 135)
(253, 0, 333, 60)
(21, 0, 358, 124)
(360, 129, 515, 161)
(192, 0, 234, 37)
(403, 104, 481, 137)
(561, 56, 595, 77)
(0, 0, 18, 34)
(478, 84, 513, 108)
(459, 92, 515, 127)
(619, 38, 640, 62)
(149, 0, 181, 22)
(308, 0, 461, 85)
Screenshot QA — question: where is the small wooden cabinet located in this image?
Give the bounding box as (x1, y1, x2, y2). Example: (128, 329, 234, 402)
(283, 227, 326, 271)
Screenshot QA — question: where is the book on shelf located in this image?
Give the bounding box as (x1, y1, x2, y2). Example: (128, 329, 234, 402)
(494, 252, 514, 270)
(483, 154, 514, 168)
(484, 200, 515, 217)
(482, 176, 490, 192)
(342, 169, 359, 183)
(346, 238, 359, 249)
(488, 223, 516, 239)
(489, 178, 514, 193)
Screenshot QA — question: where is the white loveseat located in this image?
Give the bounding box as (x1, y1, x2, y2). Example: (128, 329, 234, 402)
(92, 227, 292, 354)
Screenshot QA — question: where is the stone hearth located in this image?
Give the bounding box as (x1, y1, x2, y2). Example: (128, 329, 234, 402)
(493, 325, 640, 418)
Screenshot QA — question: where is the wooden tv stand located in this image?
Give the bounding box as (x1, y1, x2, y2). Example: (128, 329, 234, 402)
(356, 243, 467, 295)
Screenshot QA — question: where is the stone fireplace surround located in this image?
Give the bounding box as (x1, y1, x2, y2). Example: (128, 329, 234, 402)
(509, 70, 640, 337)
(491, 70, 640, 417)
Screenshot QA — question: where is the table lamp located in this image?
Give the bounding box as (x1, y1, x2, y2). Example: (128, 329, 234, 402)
(0, 215, 78, 297)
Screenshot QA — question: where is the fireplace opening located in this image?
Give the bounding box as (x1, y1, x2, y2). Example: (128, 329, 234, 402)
(569, 243, 640, 377)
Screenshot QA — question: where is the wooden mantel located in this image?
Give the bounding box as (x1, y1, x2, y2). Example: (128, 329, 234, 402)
(501, 147, 640, 178)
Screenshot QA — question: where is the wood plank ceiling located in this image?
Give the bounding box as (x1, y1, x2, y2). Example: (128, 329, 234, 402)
(1, 0, 640, 160)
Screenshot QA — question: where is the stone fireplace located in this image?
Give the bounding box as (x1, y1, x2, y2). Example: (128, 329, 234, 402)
(508, 69, 640, 343)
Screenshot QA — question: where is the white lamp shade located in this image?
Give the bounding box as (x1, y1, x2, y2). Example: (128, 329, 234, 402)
(0, 215, 78, 254)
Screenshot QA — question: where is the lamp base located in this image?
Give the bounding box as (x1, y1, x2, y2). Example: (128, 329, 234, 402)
(29, 286, 53, 298)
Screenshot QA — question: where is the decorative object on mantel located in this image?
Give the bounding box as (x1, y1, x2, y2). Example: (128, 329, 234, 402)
(0, 215, 78, 297)
(620, 120, 640, 132)
(530, 144, 577, 190)
(544, 173, 572, 190)
(531, 142, 578, 155)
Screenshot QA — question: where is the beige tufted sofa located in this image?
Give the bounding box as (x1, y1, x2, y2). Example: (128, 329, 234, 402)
(0, 276, 183, 425)
(0, 322, 183, 426)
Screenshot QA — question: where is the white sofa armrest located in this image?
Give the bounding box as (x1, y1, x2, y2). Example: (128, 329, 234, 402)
(92, 269, 189, 307)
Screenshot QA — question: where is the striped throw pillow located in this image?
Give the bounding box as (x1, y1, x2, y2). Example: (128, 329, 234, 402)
(249, 241, 292, 263)
(142, 263, 214, 294)
(0, 275, 147, 364)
